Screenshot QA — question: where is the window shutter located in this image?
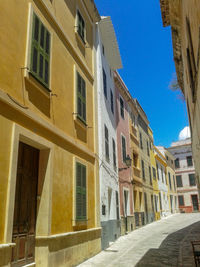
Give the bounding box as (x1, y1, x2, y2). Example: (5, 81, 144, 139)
(82, 165, 86, 218)
(31, 13, 50, 88)
(76, 162, 87, 220)
(76, 163, 82, 219)
(77, 72, 86, 123)
(122, 136, 126, 162)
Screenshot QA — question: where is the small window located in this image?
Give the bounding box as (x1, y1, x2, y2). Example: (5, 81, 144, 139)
(186, 156, 193, 167)
(76, 162, 87, 220)
(30, 13, 51, 88)
(77, 72, 86, 123)
(120, 97, 124, 119)
(173, 175, 176, 189)
(152, 167, 156, 179)
(175, 158, 180, 168)
(156, 164, 159, 180)
(121, 136, 126, 163)
(116, 191, 119, 220)
(149, 166, 152, 185)
(161, 167, 164, 183)
(168, 172, 172, 190)
(147, 141, 150, 156)
(112, 139, 116, 171)
(176, 175, 183, 187)
(139, 132, 143, 149)
(102, 44, 105, 55)
(159, 192, 162, 210)
(103, 68, 107, 98)
(77, 10, 85, 42)
(178, 195, 184, 206)
(105, 125, 109, 162)
(189, 173, 196, 186)
(141, 160, 145, 180)
(110, 90, 114, 114)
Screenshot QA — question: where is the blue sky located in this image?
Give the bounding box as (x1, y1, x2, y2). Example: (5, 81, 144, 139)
(95, 0, 188, 147)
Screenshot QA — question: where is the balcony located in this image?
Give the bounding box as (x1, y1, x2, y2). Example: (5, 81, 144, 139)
(133, 166, 141, 178)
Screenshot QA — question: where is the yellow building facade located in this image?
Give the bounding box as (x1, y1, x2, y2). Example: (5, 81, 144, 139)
(128, 99, 143, 228)
(148, 129, 160, 221)
(0, 1, 101, 266)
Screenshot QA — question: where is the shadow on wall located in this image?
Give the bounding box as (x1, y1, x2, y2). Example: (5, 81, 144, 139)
(135, 220, 200, 267)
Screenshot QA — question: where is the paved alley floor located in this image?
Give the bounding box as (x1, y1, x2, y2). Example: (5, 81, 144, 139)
(78, 213, 200, 267)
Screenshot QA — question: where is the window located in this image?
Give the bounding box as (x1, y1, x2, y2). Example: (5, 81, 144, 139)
(173, 175, 176, 190)
(189, 173, 196, 186)
(186, 156, 193, 167)
(121, 136, 126, 163)
(186, 18, 196, 102)
(116, 191, 119, 220)
(77, 10, 85, 42)
(133, 153, 138, 167)
(176, 175, 183, 187)
(112, 139, 116, 170)
(139, 132, 143, 149)
(76, 162, 86, 220)
(147, 141, 150, 156)
(120, 97, 124, 119)
(154, 195, 158, 212)
(110, 90, 114, 114)
(152, 167, 156, 179)
(168, 172, 172, 190)
(30, 13, 50, 88)
(77, 72, 86, 123)
(103, 68, 107, 98)
(105, 125, 109, 162)
(156, 164, 159, 180)
(159, 192, 162, 210)
(151, 195, 154, 212)
(149, 166, 152, 185)
(161, 167, 164, 183)
(175, 158, 180, 168)
(141, 160, 145, 180)
(178, 195, 184, 206)
(102, 44, 105, 55)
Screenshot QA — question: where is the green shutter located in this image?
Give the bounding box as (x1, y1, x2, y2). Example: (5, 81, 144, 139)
(30, 13, 50, 88)
(122, 136, 126, 162)
(76, 162, 87, 220)
(77, 72, 86, 123)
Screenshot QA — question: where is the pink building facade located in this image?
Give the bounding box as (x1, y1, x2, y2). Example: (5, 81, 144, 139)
(114, 72, 134, 234)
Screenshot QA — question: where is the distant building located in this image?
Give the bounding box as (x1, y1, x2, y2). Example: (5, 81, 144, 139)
(157, 147, 178, 214)
(160, 0, 200, 197)
(95, 16, 122, 249)
(135, 100, 154, 225)
(114, 72, 135, 235)
(154, 147, 170, 218)
(168, 139, 199, 213)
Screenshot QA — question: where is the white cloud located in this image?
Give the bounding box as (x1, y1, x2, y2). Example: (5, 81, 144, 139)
(178, 126, 191, 140)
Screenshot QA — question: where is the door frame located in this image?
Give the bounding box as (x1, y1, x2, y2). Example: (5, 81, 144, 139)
(4, 124, 53, 245)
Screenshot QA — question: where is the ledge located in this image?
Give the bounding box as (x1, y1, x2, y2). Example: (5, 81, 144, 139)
(0, 89, 95, 163)
(0, 243, 16, 249)
(36, 227, 101, 240)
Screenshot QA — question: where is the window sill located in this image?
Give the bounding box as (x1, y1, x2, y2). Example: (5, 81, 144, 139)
(74, 115, 87, 129)
(75, 31, 86, 48)
(25, 72, 51, 98)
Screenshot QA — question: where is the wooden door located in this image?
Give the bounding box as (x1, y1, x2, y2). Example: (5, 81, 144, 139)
(11, 142, 39, 267)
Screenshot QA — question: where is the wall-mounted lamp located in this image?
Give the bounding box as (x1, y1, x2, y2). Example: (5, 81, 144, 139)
(118, 155, 132, 171)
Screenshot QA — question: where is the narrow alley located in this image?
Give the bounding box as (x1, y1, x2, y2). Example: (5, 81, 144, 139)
(78, 213, 200, 267)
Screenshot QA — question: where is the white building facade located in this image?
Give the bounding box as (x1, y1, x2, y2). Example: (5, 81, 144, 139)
(95, 17, 122, 249)
(155, 148, 171, 218)
(168, 138, 200, 213)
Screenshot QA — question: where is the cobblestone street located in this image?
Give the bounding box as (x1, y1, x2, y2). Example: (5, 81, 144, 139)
(78, 213, 200, 267)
